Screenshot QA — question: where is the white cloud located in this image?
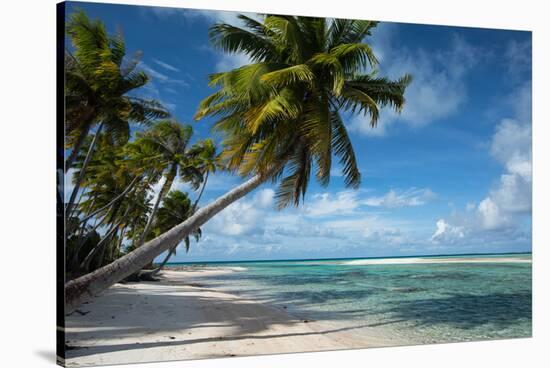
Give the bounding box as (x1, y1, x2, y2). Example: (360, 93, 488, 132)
(139, 61, 169, 82)
(203, 188, 275, 236)
(304, 191, 360, 217)
(138, 62, 189, 88)
(350, 33, 480, 136)
(477, 197, 506, 230)
(181, 10, 259, 72)
(490, 118, 531, 171)
(206, 199, 260, 236)
(148, 7, 259, 73)
(430, 219, 465, 243)
(504, 39, 532, 79)
(475, 120, 531, 230)
(255, 188, 275, 208)
(363, 188, 435, 208)
(364, 228, 409, 246)
(215, 52, 252, 72)
(432, 82, 532, 243)
(152, 58, 180, 72)
(144, 6, 246, 27)
(146, 6, 186, 19)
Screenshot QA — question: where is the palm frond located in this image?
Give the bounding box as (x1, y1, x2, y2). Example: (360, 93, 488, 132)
(331, 111, 361, 188)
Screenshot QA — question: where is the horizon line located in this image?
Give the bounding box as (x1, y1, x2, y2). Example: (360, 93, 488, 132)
(162, 250, 532, 265)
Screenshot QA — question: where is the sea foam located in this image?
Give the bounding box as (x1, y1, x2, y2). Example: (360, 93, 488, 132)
(341, 257, 531, 266)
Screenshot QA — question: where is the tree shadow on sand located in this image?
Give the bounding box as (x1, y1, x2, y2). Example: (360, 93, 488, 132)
(65, 321, 401, 359)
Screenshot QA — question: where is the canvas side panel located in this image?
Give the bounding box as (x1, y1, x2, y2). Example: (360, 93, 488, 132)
(56, 2, 66, 366)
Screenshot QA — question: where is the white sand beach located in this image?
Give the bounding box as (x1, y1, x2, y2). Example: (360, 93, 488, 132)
(64, 269, 399, 367)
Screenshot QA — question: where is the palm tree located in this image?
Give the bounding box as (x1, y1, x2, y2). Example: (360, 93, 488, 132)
(187, 138, 219, 212)
(65, 16, 411, 312)
(125, 120, 204, 249)
(67, 133, 154, 275)
(141, 140, 218, 279)
(64, 10, 168, 216)
(144, 190, 202, 278)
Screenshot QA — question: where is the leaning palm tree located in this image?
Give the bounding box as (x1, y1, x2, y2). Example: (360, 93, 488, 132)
(187, 138, 219, 212)
(65, 15, 411, 312)
(143, 190, 202, 278)
(65, 10, 168, 215)
(67, 133, 153, 275)
(140, 139, 218, 279)
(125, 120, 204, 249)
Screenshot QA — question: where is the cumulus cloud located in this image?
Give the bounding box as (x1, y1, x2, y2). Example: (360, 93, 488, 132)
(430, 219, 465, 244)
(304, 191, 360, 217)
(431, 83, 531, 244)
(476, 117, 532, 230)
(256, 188, 275, 208)
(349, 31, 480, 136)
(192, 183, 429, 259)
(204, 188, 275, 236)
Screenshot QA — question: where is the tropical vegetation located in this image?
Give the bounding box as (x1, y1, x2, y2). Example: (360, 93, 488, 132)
(63, 12, 412, 312)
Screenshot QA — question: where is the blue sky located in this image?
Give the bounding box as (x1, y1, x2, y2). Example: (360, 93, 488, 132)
(66, 2, 532, 262)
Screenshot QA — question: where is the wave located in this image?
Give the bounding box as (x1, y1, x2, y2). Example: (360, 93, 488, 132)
(341, 257, 531, 266)
(222, 266, 248, 272)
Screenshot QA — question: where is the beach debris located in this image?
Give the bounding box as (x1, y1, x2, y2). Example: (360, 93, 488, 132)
(67, 309, 90, 316)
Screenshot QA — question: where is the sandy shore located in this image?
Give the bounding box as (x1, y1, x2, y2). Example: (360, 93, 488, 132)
(64, 269, 397, 367)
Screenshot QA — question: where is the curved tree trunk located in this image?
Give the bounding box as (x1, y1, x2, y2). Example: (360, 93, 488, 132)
(65, 167, 275, 312)
(80, 204, 125, 271)
(136, 164, 177, 248)
(65, 110, 95, 172)
(69, 203, 110, 270)
(191, 171, 209, 213)
(78, 176, 140, 225)
(144, 171, 210, 279)
(65, 121, 104, 217)
(142, 244, 175, 280)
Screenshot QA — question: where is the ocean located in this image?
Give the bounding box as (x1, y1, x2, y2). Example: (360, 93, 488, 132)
(167, 253, 532, 345)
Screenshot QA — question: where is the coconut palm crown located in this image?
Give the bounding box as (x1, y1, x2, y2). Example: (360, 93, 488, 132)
(195, 15, 412, 208)
(65, 10, 169, 170)
(64, 15, 413, 312)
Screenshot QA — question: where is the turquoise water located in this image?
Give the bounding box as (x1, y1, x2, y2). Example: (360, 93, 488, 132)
(170, 254, 532, 344)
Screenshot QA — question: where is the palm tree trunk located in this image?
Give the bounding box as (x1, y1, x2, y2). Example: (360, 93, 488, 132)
(145, 171, 211, 278)
(65, 166, 277, 312)
(192, 171, 209, 213)
(80, 220, 120, 271)
(78, 176, 140, 225)
(65, 110, 94, 172)
(80, 204, 124, 271)
(136, 164, 177, 248)
(114, 225, 127, 260)
(69, 203, 111, 270)
(145, 245, 176, 278)
(65, 121, 104, 217)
